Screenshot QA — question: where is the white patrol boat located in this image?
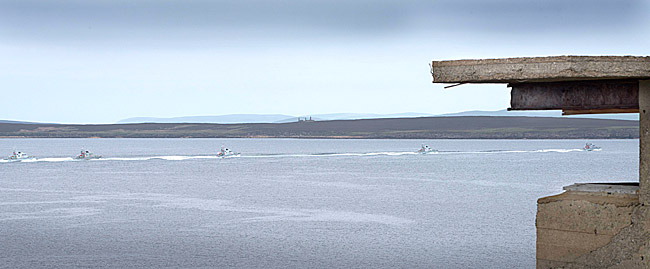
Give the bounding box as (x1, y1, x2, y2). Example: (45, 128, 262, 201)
(217, 146, 240, 158)
(75, 148, 102, 160)
(5, 151, 35, 162)
(583, 143, 601, 151)
(417, 144, 438, 154)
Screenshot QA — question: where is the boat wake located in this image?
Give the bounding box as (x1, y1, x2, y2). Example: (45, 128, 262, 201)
(244, 152, 421, 158)
(0, 148, 592, 164)
(0, 155, 234, 163)
(437, 148, 585, 155)
(534, 149, 585, 153)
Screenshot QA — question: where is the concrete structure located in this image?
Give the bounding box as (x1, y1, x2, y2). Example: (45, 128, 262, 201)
(536, 183, 647, 268)
(431, 56, 650, 83)
(431, 56, 650, 268)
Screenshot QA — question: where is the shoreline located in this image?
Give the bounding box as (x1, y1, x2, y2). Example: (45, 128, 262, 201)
(0, 116, 639, 139)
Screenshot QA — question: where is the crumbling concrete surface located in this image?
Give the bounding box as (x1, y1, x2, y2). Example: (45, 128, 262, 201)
(431, 56, 650, 83)
(640, 80, 650, 205)
(536, 186, 650, 268)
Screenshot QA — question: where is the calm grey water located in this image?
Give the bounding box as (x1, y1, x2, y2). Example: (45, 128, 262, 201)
(0, 139, 639, 268)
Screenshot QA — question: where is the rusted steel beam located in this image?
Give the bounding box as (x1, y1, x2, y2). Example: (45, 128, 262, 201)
(508, 79, 639, 112)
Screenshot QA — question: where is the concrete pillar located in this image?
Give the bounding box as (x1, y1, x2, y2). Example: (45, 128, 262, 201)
(640, 80, 650, 205)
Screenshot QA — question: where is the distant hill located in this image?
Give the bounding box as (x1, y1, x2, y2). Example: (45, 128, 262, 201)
(309, 112, 435, 121)
(0, 116, 638, 139)
(115, 110, 636, 124)
(0, 120, 51, 124)
(117, 112, 437, 124)
(117, 114, 294, 124)
(5, 110, 638, 126)
(273, 113, 434, 123)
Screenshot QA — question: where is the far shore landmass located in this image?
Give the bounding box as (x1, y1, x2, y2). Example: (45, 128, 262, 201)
(0, 116, 639, 139)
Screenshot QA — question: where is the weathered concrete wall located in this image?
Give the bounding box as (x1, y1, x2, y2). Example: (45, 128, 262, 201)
(536, 184, 650, 268)
(640, 80, 650, 205)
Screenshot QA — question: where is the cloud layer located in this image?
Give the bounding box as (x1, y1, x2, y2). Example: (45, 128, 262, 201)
(2, 0, 645, 46)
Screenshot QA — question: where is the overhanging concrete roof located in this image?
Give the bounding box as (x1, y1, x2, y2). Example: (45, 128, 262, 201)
(431, 56, 650, 83)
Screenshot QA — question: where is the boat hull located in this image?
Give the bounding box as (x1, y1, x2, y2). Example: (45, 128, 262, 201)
(4, 157, 36, 162)
(75, 156, 102, 160)
(218, 153, 240, 158)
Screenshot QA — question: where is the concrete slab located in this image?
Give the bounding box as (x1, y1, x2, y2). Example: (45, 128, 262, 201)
(535, 186, 644, 268)
(537, 193, 637, 235)
(431, 56, 650, 83)
(562, 183, 639, 195)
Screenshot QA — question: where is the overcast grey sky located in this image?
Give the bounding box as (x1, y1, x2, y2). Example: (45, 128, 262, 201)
(1, 0, 649, 123)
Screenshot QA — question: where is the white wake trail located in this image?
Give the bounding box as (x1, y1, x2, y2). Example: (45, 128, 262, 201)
(0, 148, 593, 164)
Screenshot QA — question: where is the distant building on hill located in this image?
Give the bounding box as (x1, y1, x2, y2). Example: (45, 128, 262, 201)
(297, 116, 314, 122)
